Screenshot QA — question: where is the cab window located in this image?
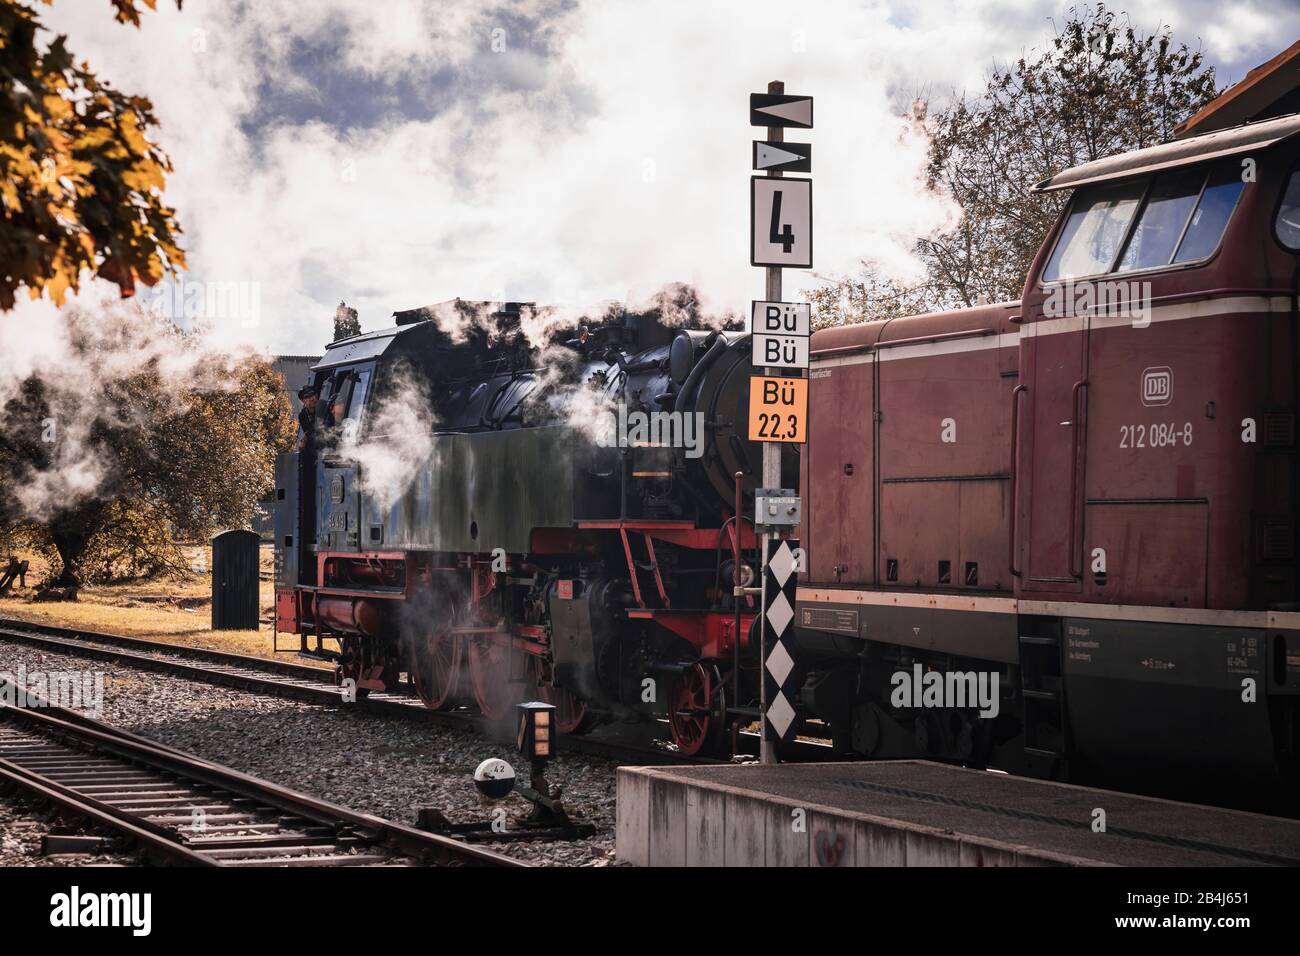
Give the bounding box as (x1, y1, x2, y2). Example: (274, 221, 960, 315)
(1042, 180, 1145, 282)
(1174, 166, 1245, 262)
(1044, 162, 1244, 282)
(318, 375, 348, 423)
(347, 368, 372, 431)
(1116, 168, 1203, 271)
(1276, 169, 1300, 250)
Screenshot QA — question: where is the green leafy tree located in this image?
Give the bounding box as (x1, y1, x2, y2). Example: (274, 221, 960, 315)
(0, 0, 184, 309)
(811, 4, 1221, 326)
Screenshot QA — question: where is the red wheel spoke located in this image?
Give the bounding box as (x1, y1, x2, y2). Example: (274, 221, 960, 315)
(469, 637, 527, 721)
(412, 629, 461, 711)
(669, 663, 726, 757)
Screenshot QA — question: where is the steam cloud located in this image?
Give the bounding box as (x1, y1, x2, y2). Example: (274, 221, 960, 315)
(0, 291, 254, 522)
(15, 0, 1030, 354)
(335, 364, 437, 511)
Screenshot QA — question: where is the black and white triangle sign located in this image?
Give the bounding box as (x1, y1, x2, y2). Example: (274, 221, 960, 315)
(750, 93, 814, 129)
(753, 140, 811, 173)
(762, 538, 800, 742)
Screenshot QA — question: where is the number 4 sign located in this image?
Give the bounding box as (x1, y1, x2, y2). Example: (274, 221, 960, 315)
(751, 177, 812, 268)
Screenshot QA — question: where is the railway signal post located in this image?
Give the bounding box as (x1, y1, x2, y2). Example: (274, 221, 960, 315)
(748, 81, 812, 762)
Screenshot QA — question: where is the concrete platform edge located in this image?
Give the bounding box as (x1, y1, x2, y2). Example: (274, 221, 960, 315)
(615, 765, 1109, 868)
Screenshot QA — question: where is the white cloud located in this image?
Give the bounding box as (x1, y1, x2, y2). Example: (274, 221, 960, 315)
(13, 0, 1299, 353)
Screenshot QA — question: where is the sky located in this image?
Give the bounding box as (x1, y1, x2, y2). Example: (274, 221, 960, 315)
(12, 0, 1300, 355)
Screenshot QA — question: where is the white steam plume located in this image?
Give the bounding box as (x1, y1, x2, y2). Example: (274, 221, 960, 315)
(0, 290, 257, 522)
(19, 0, 1014, 353)
(335, 365, 437, 510)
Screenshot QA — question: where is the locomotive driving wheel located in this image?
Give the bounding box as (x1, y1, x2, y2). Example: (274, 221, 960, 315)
(538, 683, 594, 735)
(467, 635, 533, 721)
(335, 636, 369, 699)
(409, 626, 462, 711)
(668, 662, 728, 757)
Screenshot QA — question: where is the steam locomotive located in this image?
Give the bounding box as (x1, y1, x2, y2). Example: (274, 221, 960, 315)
(794, 111, 1300, 804)
(274, 301, 792, 753)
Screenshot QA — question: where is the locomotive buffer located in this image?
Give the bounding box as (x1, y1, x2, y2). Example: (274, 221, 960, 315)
(749, 81, 812, 762)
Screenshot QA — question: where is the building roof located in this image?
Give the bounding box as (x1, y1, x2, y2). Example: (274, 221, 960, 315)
(1175, 41, 1300, 138)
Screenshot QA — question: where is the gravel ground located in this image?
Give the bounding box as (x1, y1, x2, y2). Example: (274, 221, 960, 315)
(0, 797, 141, 867)
(0, 639, 622, 866)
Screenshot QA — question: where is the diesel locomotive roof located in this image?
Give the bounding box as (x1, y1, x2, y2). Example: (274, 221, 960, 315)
(1033, 110, 1300, 192)
(809, 300, 1020, 357)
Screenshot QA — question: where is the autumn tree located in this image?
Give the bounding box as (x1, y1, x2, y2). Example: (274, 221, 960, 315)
(0, 305, 296, 587)
(0, 0, 183, 309)
(811, 4, 1221, 326)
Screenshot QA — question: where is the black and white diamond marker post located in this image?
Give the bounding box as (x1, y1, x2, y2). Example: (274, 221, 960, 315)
(762, 538, 799, 743)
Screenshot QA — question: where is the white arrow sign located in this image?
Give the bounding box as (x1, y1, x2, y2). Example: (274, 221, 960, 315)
(759, 143, 795, 165)
(757, 99, 810, 125)
(753, 141, 811, 172)
(749, 93, 814, 129)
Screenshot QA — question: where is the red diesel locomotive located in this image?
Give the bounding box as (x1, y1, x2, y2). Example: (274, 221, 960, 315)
(795, 111, 1300, 803)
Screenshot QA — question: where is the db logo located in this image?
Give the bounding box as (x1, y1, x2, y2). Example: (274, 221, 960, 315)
(1141, 367, 1172, 406)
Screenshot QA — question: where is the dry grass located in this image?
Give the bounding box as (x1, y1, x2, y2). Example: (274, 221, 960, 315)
(0, 543, 332, 670)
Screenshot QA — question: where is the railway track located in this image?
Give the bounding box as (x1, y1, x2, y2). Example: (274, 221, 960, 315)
(0, 679, 522, 867)
(0, 617, 832, 765)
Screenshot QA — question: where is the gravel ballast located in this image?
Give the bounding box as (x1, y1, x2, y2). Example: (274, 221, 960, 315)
(0, 639, 621, 866)
(0, 796, 140, 867)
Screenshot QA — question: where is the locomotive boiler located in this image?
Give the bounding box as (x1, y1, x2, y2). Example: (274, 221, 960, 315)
(794, 111, 1300, 806)
(275, 302, 794, 754)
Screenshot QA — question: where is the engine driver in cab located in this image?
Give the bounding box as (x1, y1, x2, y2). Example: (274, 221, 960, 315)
(296, 385, 320, 452)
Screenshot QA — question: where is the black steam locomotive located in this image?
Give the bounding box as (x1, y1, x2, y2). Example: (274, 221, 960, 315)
(275, 300, 792, 753)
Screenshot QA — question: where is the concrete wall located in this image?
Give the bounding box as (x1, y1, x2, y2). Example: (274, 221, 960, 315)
(616, 766, 1102, 867)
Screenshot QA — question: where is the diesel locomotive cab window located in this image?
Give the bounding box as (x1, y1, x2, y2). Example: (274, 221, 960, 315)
(1276, 169, 1300, 250)
(1116, 168, 1203, 271)
(1045, 164, 1245, 282)
(1173, 166, 1245, 262)
(1042, 180, 1144, 281)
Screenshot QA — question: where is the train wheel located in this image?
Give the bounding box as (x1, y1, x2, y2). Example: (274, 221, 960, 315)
(336, 636, 371, 699)
(539, 683, 594, 736)
(669, 663, 727, 757)
(410, 628, 462, 711)
(467, 636, 530, 721)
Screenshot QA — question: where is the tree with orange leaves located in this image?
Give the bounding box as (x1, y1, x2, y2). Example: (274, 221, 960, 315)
(0, 0, 184, 309)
